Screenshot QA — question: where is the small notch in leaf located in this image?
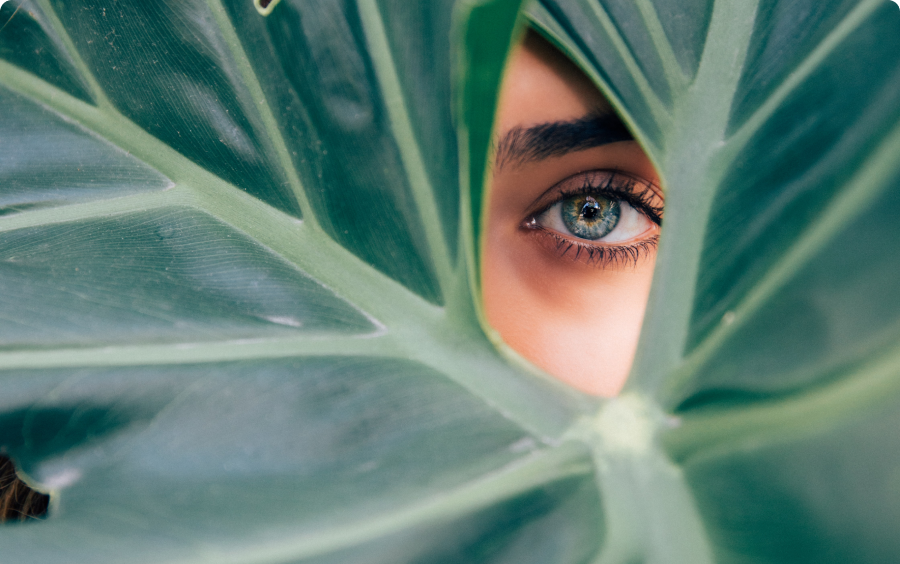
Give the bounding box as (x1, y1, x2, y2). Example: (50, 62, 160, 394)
(0, 455, 49, 523)
(254, 0, 281, 16)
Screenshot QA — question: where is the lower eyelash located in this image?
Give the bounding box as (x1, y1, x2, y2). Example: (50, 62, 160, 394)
(528, 226, 659, 268)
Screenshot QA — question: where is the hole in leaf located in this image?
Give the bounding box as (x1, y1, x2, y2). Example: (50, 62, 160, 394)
(0, 455, 49, 523)
(481, 30, 662, 397)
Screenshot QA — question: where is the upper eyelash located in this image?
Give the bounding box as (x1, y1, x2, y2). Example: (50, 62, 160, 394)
(547, 171, 663, 225)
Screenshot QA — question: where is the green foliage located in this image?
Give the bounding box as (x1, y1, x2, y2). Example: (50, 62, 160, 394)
(1, 0, 899, 562)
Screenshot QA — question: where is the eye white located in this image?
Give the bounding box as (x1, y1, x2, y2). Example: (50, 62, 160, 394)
(537, 198, 653, 243)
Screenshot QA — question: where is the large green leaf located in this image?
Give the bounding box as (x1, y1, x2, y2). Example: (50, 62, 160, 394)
(1, 0, 898, 562)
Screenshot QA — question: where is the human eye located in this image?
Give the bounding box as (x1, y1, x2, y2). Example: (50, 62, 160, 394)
(523, 170, 663, 267)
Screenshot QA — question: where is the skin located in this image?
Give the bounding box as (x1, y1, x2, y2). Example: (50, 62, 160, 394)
(482, 32, 663, 396)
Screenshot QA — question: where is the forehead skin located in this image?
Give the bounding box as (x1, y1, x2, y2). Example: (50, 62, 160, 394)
(494, 32, 612, 136)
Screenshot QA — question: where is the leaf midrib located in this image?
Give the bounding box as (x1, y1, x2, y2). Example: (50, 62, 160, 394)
(628, 0, 761, 392)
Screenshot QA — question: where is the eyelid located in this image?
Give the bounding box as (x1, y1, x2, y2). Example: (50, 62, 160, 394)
(524, 169, 664, 226)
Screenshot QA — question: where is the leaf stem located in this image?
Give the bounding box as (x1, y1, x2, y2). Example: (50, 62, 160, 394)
(564, 396, 715, 564)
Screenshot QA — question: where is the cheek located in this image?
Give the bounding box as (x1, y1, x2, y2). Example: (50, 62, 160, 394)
(482, 224, 655, 396)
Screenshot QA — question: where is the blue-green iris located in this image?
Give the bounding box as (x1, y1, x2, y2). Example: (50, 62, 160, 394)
(561, 195, 620, 240)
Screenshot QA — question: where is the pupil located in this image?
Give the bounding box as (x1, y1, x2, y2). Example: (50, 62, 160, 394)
(581, 198, 601, 221)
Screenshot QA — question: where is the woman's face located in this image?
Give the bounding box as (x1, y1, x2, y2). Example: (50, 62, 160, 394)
(482, 32, 663, 396)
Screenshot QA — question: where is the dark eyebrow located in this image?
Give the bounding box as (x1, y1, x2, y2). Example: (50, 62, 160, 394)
(493, 112, 633, 170)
